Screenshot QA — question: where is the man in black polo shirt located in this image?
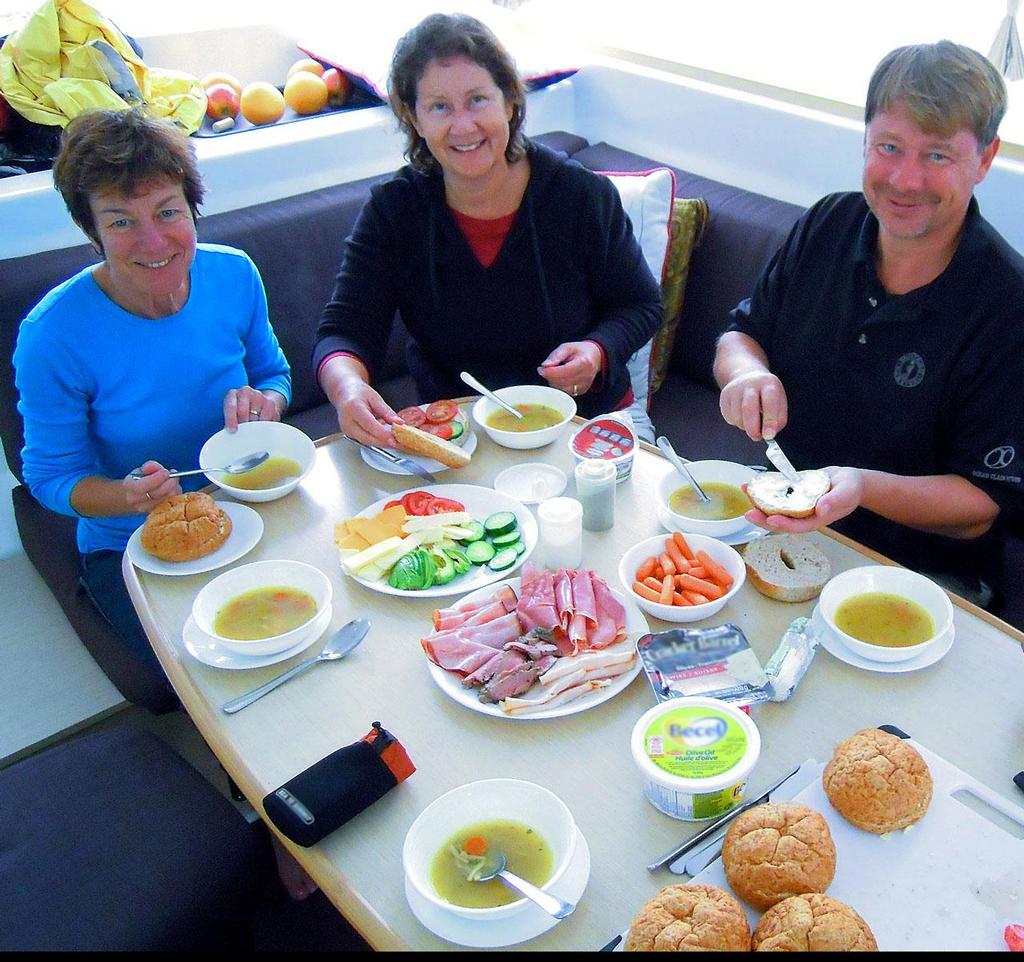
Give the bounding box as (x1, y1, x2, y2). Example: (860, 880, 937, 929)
(714, 41, 1024, 606)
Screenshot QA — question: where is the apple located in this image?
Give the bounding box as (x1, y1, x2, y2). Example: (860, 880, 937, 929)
(200, 71, 243, 97)
(205, 83, 241, 121)
(0, 94, 12, 135)
(322, 68, 351, 108)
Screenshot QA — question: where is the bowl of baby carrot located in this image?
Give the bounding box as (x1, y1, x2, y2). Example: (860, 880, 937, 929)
(618, 530, 745, 622)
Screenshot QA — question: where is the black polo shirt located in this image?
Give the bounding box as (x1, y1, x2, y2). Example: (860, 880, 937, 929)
(728, 192, 1024, 587)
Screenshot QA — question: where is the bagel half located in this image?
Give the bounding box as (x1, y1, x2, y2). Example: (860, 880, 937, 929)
(740, 534, 831, 602)
(746, 469, 830, 519)
(393, 422, 471, 469)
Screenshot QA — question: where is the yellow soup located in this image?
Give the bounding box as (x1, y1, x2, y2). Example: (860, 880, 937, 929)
(669, 481, 749, 521)
(214, 585, 318, 640)
(486, 404, 565, 433)
(430, 820, 554, 909)
(834, 591, 935, 648)
(227, 456, 302, 490)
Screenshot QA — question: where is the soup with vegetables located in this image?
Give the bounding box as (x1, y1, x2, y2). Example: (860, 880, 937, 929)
(227, 456, 301, 490)
(430, 820, 554, 909)
(214, 586, 317, 640)
(486, 404, 565, 433)
(834, 592, 935, 648)
(669, 481, 749, 521)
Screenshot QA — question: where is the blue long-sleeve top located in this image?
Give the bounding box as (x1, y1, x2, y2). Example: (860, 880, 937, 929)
(14, 244, 291, 555)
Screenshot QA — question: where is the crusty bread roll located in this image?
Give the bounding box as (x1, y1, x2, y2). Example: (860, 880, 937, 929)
(741, 534, 831, 603)
(753, 893, 878, 952)
(624, 883, 751, 952)
(140, 492, 231, 562)
(822, 728, 932, 834)
(722, 802, 836, 911)
(746, 469, 831, 519)
(393, 422, 471, 469)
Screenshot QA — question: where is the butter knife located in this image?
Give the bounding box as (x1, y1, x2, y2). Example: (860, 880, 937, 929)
(342, 435, 438, 484)
(765, 438, 801, 483)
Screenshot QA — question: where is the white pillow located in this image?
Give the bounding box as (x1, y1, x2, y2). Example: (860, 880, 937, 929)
(602, 168, 675, 430)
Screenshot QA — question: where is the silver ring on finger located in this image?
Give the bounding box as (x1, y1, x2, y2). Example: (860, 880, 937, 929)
(145, 491, 153, 501)
(572, 384, 578, 397)
(249, 409, 261, 419)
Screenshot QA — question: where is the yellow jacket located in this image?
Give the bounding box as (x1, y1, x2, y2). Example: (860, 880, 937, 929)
(0, 0, 205, 132)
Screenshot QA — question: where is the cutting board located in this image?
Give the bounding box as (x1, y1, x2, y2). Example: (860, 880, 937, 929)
(688, 739, 1024, 951)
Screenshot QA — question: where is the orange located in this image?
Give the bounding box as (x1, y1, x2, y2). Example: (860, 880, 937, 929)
(200, 71, 243, 97)
(240, 82, 286, 125)
(286, 57, 325, 79)
(283, 71, 328, 115)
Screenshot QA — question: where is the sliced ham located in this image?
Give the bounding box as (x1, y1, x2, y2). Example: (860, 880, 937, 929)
(517, 568, 560, 635)
(432, 585, 517, 630)
(463, 649, 526, 688)
(423, 611, 522, 653)
(421, 636, 507, 675)
(505, 629, 560, 660)
(586, 575, 627, 649)
(480, 654, 557, 703)
(570, 569, 598, 627)
(553, 569, 574, 630)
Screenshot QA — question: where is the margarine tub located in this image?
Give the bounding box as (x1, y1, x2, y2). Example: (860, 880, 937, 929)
(630, 697, 761, 820)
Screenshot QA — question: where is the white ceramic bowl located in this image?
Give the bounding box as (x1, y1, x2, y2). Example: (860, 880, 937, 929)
(818, 565, 954, 663)
(199, 420, 316, 503)
(191, 559, 332, 656)
(471, 385, 576, 450)
(657, 460, 756, 538)
(402, 778, 578, 921)
(618, 532, 746, 623)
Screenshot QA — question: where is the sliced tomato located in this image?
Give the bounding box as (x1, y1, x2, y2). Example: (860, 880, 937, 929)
(396, 406, 427, 427)
(425, 400, 458, 423)
(383, 499, 404, 511)
(401, 491, 436, 516)
(422, 422, 454, 440)
(426, 497, 465, 514)
(1006, 924, 1024, 952)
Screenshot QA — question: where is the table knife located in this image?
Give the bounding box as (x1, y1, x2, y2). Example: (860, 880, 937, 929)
(765, 438, 800, 482)
(342, 435, 438, 484)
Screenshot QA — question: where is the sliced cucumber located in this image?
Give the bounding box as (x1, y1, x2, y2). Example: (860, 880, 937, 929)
(490, 528, 521, 547)
(484, 511, 517, 538)
(487, 547, 519, 571)
(458, 520, 486, 543)
(513, 539, 527, 555)
(448, 420, 465, 441)
(465, 540, 496, 565)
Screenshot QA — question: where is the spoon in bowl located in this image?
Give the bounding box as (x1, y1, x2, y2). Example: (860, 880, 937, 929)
(656, 436, 711, 504)
(471, 851, 576, 919)
(129, 450, 269, 481)
(459, 371, 524, 420)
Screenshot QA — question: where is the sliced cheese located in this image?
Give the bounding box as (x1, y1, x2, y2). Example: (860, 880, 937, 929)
(341, 535, 407, 575)
(402, 512, 471, 532)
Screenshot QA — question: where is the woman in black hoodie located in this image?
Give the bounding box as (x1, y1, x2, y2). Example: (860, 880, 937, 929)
(314, 12, 661, 446)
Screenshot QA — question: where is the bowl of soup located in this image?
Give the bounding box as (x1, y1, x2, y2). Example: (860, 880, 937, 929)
(191, 559, 332, 655)
(818, 565, 954, 662)
(402, 778, 578, 921)
(657, 460, 756, 538)
(471, 385, 576, 450)
(200, 420, 316, 503)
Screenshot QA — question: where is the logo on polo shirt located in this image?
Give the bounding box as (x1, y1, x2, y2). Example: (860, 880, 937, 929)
(893, 352, 925, 388)
(984, 446, 1015, 470)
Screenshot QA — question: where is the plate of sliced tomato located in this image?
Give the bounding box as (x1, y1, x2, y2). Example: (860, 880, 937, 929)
(360, 400, 477, 475)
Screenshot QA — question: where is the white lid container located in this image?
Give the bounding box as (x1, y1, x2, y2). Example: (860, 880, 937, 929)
(568, 413, 637, 482)
(630, 696, 761, 821)
(493, 462, 567, 504)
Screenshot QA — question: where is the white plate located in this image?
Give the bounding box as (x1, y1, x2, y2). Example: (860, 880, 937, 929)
(347, 484, 538, 598)
(493, 462, 567, 505)
(360, 428, 478, 475)
(425, 577, 646, 719)
(656, 502, 768, 546)
(812, 604, 954, 673)
(181, 604, 331, 669)
(404, 826, 590, 948)
(126, 501, 264, 576)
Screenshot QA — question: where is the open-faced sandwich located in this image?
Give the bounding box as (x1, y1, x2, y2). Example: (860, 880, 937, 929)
(394, 400, 471, 469)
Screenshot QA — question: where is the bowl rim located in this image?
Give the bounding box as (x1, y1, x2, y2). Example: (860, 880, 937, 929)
(656, 462, 754, 532)
(401, 777, 577, 918)
(200, 420, 317, 494)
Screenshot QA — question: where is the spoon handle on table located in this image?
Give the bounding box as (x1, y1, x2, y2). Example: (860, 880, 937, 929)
(222, 656, 319, 714)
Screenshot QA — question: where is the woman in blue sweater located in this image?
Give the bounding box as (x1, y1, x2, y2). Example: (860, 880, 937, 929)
(314, 13, 662, 446)
(14, 109, 291, 713)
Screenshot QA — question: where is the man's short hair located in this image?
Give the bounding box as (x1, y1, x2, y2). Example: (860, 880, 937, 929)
(865, 40, 1007, 148)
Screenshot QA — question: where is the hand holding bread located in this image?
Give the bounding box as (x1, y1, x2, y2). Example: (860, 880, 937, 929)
(744, 466, 864, 534)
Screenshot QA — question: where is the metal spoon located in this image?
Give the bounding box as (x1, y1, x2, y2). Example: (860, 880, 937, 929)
(472, 851, 576, 919)
(221, 617, 370, 714)
(460, 371, 525, 420)
(130, 450, 269, 481)
(656, 436, 711, 504)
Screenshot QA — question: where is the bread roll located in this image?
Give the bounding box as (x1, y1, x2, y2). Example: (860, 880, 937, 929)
(746, 469, 831, 519)
(741, 534, 831, 603)
(752, 893, 878, 951)
(140, 492, 231, 562)
(393, 422, 471, 469)
(625, 883, 751, 952)
(822, 728, 932, 834)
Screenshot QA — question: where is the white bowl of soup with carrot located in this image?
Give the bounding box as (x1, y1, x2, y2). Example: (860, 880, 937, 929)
(818, 565, 953, 663)
(192, 559, 332, 656)
(657, 459, 755, 538)
(200, 420, 316, 503)
(402, 778, 578, 920)
(471, 385, 576, 450)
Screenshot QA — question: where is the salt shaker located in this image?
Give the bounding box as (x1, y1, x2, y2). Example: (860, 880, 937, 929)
(536, 497, 583, 569)
(575, 459, 616, 531)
